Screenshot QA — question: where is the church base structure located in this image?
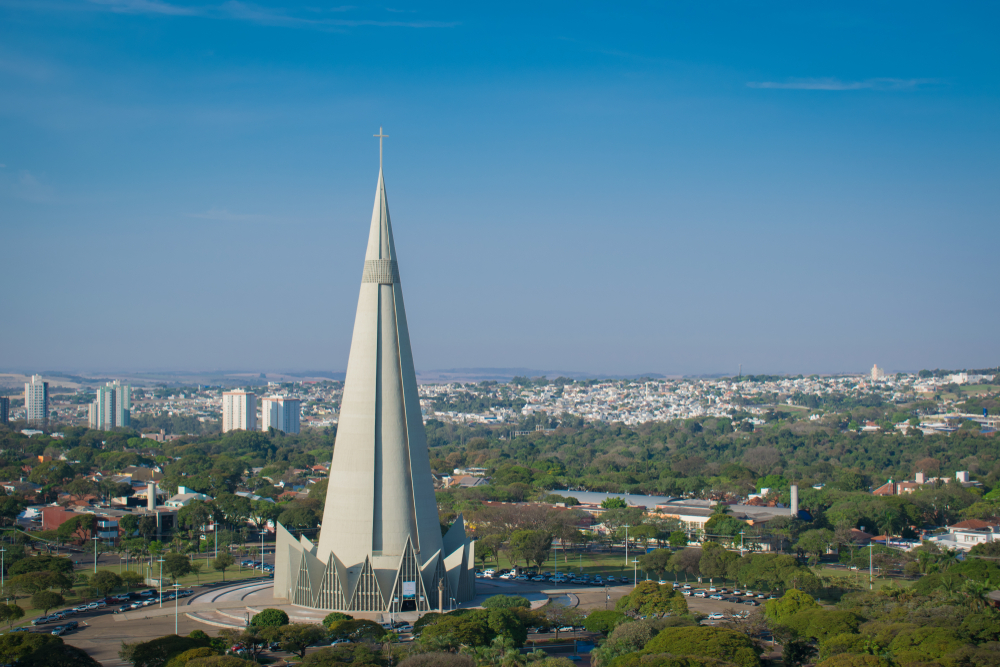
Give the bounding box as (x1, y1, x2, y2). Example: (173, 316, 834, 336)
(274, 519, 476, 612)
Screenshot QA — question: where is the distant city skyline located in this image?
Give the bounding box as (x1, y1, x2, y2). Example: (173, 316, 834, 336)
(1, 3, 997, 375)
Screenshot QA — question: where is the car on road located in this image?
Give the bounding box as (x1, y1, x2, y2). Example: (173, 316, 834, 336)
(707, 613, 724, 620)
(142, 599, 156, 607)
(682, 590, 692, 597)
(11, 627, 28, 633)
(744, 600, 759, 606)
(116, 605, 131, 614)
(682, 584, 692, 589)
(694, 591, 707, 598)
(605, 576, 616, 583)
(709, 594, 724, 600)
(32, 616, 54, 626)
(558, 625, 575, 632)
(398, 625, 414, 633)
(756, 593, 767, 599)
(330, 639, 352, 646)
(73, 606, 89, 613)
(767, 594, 779, 600)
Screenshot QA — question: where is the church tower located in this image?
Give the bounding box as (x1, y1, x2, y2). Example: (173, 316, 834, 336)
(274, 135, 475, 612)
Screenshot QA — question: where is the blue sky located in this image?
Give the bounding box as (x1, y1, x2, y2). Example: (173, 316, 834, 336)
(1, 1, 997, 376)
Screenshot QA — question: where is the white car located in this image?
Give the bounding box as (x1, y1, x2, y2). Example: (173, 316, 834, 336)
(709, 594, 724, 600)
(682, 584, 692, 590)
(682, 590, 692, 597)
(694, 591, 707, 598)
(707, 613, 725, 620)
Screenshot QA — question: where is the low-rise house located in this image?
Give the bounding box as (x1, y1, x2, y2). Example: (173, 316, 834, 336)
(927, 519, 1000, 552)
(164, 485, 213, 508)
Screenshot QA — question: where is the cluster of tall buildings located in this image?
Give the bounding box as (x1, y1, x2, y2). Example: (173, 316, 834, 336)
(88, 380, 131, 430)
(221, 389, 300, 434)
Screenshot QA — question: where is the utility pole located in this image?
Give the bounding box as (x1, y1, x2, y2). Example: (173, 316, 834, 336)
(869, 542, 874, 590)
(624, 525, 631, 565)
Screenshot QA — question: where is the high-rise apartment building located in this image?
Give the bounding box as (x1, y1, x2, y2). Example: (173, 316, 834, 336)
(222, 390, 257, 433)
(0, 396, 8, 425)
(24, 375, 48, 425)
(261, 396, 301, 434)
(89, 380, 131, 430)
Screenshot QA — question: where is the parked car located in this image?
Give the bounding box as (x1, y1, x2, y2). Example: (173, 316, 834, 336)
(694, 591, 707, 598)
(398, 625, 414, 633)
(32, 616, 54, 626)
(707, 613, 725, 620)
(558, 625, 575, 632)
(709, 594, 724, 600)
(682, 584, 692, 589)
(11, 627, 28, 632)
(116, 606, 131, 614)
(744, 600, 759, 606)
(682, 590, 692, 597)
(73, 606, 89, 613)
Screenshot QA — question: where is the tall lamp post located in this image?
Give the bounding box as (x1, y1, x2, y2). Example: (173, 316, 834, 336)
(158, 558, 166, 608)
(623, 525, 631, 565)
(0, 547, 6, 589)
(632, 558, 639, 587)
(209, 521, 219, 560)
(92, 536, 100, 574)
(739, 530, 745, 557)
(172, 583, 182, 634)
(869, 542, 874, 590)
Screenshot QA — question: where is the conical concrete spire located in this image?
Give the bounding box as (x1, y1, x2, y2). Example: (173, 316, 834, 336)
(315, 167, 443, 573)
(275, 157, 474, 612)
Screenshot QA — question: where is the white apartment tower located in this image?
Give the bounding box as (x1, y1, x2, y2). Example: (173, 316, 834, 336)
(89, 380, 131, 430)
(871, 364, 887, 381)
(24, 375, 48, 424)
(222, 390, 257, 433)
(261, 396, 301, 434)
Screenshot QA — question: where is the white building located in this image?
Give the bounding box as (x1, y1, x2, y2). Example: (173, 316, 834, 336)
(222, 390, 257, 433)
(261, 396, 301, 434)
(24, 375, 48, 424)
(89, 380, 131, 430)
(871, 364, 887, 381)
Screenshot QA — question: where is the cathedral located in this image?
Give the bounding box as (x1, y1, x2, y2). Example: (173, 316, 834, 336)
(274, 139, 476, 612)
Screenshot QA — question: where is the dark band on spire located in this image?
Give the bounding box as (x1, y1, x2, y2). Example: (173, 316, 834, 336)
(362, 259, 400, 285)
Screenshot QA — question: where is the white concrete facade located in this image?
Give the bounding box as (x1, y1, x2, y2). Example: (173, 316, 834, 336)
(274, 166, 474, 612)
(261, 396, 301, 434)
(222, 390, 257, 433)
(89, 380, 131, 430)
(24, 375, 48, 424)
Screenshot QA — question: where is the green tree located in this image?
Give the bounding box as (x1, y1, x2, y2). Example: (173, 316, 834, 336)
(481, 594, 531, 609)
(92, 570, 123, 596)
(795, 529, 834, 562)
(31, 590, 64, 616)
(250, 608, 289, 628)
(507, 529, 552, 568)
(642, 626, 762, 667)
(163, 553, 194, 583)
(639, 549, 674, 580)
(0, 603, 24, 630)
(0, 633, 63, 664)
(211, 553, 235, 582)
(584, 610, 626, 634)
(668, 531, 688, 549)
(601, 497, 628, 509)
(765, 589, 820, 624)
(270, 623, 327, 659)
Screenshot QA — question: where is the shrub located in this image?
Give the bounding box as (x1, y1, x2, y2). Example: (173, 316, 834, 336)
(249, 608, 289, 628)
(399, 653, 475, 667)
(642, 627, 762, 667)
(482, 594, 531, 609)
(584, 610, 626, 634)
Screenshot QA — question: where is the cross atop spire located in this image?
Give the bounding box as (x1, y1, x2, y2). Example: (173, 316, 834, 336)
(374, 126, 388, 171)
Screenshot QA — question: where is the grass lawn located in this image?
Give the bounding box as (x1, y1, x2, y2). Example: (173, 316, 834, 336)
(815, 564, 914, 591)
(4, 560, 269, 629)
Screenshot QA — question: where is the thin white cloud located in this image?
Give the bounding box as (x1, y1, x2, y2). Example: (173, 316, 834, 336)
(88, 0, 200, 15)
(748, 78, 936, 91)
(188, 207, 270, 222)
(75, 0, 456, 28)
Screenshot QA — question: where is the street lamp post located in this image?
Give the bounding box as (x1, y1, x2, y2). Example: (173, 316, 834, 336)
(632, 558, 639, 587)
(210, 522, 218, 560)
(0, 548, 5, 589)
(172, 584, 182, 634)
(624, 525, 631, 565)
(92, 536, 100, 574)
(158, 558, 166, 608)
(740, 530, 745, 557)
(869, 542, 874, 590)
